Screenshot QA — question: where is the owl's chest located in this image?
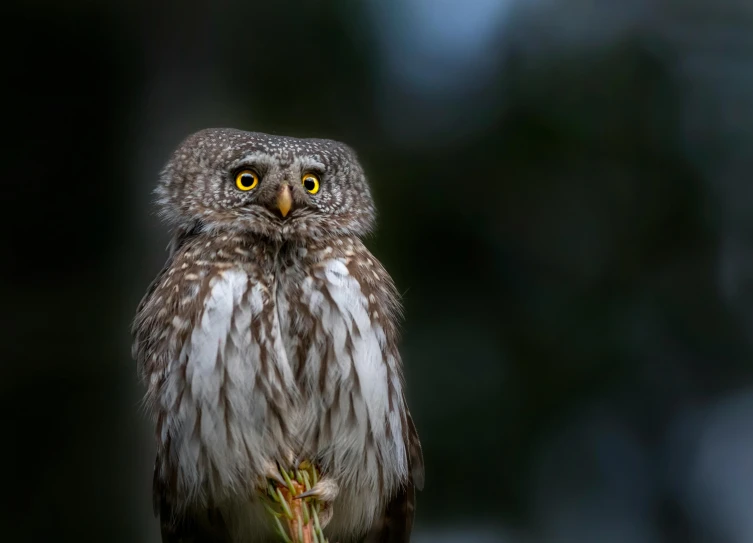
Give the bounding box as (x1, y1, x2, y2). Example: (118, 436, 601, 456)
(267, 254, 397, 454)
(150, 240, 407, 506)
(272, 255, 381, 391)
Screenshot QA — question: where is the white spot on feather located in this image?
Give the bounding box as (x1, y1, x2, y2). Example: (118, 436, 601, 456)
(172, 315, 186, 329)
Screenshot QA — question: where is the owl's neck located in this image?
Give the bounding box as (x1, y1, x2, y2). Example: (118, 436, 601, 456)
(169, 223, 362, 269)
(168, 218, 363, 260)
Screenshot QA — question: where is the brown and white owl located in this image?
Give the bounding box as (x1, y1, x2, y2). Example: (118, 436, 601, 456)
(132, 128, 424, 543)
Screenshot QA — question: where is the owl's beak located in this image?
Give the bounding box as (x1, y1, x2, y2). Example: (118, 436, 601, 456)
(277, 185, 292, 218)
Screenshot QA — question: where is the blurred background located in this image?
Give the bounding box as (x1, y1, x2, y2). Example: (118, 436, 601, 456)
(4, 0, 753, 541)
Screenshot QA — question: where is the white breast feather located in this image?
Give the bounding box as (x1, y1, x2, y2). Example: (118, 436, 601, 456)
(156, 258, 409, 541)
(160, 269, 294, 506)
(297, 257, 409, 536)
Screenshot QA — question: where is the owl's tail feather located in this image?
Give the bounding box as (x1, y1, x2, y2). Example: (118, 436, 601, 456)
(154, 458, 231, 543)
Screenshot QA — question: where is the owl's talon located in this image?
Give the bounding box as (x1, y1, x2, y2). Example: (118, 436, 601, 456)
(294, 477, 338, 529)
(262, 461, 288, 488)
(294, 478, 339, 503)
(294, 488, 316, 500)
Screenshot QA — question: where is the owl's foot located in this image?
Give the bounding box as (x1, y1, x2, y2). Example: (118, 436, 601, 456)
(263, 459, 338, 538)
(295, 478, 339, 502)
(294, 477, 339, 528)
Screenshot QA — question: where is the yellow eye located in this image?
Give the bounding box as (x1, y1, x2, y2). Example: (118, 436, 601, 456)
(235, 170, 259, 191)
(302, 173, 320, 194)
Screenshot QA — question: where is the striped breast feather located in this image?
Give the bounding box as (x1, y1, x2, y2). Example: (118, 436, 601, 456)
(301, 255, 410, 489)
(155, 266, 298, 504)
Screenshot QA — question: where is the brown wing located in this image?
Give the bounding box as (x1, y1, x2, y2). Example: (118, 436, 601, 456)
(144, 224, 234, 543)
(352, 240, 424, 542)
(362, 405, 424, 543)
(405, 410, 425, 492)
(131, 225, 201, 382)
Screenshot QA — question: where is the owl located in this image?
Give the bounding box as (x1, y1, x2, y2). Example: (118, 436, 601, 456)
(132, 128, 424, 543)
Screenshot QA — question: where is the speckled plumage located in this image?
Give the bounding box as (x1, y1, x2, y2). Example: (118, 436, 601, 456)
(132, 128, 424, 543)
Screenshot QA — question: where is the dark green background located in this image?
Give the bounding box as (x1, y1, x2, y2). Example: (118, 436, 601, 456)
(4, 1, 753, 542)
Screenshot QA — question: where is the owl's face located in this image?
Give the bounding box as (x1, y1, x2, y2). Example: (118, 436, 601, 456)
(156, 128, 376, 241)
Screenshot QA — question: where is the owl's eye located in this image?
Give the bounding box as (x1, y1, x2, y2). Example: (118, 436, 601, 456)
(235, 170, 259, 191)
(302, 173, 320, 194)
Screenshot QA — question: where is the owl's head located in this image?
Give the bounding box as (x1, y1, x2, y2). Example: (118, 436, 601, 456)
(156, 128, 376, 241)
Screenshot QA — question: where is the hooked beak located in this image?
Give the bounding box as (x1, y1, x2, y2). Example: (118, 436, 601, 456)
(277, 185, 292, 218)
